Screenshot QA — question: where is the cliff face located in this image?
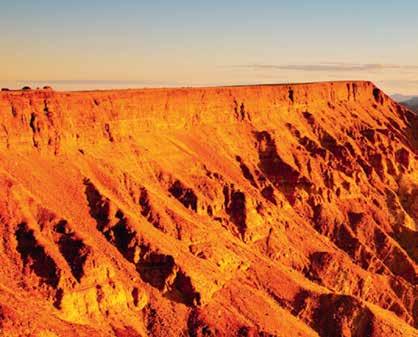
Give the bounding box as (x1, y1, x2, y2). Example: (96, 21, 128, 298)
(0, 81, 390, 151)
(0, 81, 417, 337)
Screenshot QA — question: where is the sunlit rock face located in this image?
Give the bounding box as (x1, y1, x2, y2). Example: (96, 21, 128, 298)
(0, 81, 417, 337)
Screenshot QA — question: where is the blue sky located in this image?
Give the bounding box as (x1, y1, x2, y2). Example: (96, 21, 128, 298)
(1, 0, 418, 93)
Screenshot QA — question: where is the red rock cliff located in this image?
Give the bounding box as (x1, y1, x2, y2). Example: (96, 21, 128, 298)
(0, 81, 416, 337)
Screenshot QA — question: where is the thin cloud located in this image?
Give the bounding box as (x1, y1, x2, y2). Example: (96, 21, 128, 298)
(382, 79, 418, 85)
(233, 63, 418, 72)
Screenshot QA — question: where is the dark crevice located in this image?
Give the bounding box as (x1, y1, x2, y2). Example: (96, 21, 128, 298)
(288, 88, 294, 103)
(236, 156, 258, 188)
(29, 112, 39, 148)
(84, 178, 111, 230)
(255, 130, 312, 204)
(261, 185, 277, 205)
(54, 220, 89, 282)
(167, 270, 201, 306)
(58, 236, 88, 282)
(373, 88, 384, 104)
(168, 180, 198, 212)
(138, 252, 175, 290)
(138, 187, 163, 230)
(15, 223, 60, 288)
(223, 185, 247, 237)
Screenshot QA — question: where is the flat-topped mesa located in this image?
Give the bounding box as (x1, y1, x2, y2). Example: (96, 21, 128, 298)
(0, 81, 395, 152)
(0, 79, 417, 337)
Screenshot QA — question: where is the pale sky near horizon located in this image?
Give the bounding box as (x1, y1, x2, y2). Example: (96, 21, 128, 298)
(1, 0, 418, 94)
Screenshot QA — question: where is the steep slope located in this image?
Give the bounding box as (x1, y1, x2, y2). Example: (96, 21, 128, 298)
(0, 81, 417, 337)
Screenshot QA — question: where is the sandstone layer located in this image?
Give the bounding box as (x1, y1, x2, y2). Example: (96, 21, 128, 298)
(0, 81, 417, 337)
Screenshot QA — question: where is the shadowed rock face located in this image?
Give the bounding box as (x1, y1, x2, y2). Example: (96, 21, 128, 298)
(0, 81, 417, 337)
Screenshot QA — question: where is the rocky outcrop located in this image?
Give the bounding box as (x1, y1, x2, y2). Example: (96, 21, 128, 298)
(0, 81, 417, 336)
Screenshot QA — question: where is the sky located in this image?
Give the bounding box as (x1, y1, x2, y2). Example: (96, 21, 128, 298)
(1, 0, 418, 94)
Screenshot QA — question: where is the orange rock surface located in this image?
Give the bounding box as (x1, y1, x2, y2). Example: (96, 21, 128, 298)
(0, 81, 416, 337)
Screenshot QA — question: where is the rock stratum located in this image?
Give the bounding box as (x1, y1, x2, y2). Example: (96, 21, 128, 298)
(0, 81, 417, 337)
